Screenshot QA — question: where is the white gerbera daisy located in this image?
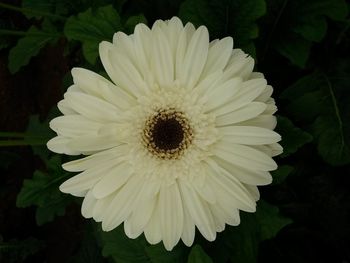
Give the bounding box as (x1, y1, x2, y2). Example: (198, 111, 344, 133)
(47, 17, 282, 251)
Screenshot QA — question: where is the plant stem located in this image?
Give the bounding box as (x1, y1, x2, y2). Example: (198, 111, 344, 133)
(0, 140, 48, 146)
(0, 29, 59, 37)
(0, 2, 66, 21)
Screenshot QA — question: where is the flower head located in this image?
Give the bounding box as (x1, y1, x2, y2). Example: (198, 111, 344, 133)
(48, 17, 282, 250)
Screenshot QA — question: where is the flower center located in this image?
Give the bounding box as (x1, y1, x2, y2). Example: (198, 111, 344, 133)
(142, 109, 193, 159)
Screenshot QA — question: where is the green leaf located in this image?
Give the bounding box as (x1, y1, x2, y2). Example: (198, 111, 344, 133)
(0, 236, 45, 263)
(8, 25, 59, 73)
(100, 225, 149, 263)
(276, 116, 313, 157)
(259, 0, 348, 67)
(25, 113, 57, 160)
(22, 0, 70, 18)
(281, 64, 350, 165)
(64, 5, 123, 64)
(145, 242, 188, 263)
(124, 14, 148, 34)
(271, 165, 294, 185)
(187, 245, 213, 263)
(213, 201, 291, 263)
(179, 0, 266, 54)
(16, 155, 72, 225)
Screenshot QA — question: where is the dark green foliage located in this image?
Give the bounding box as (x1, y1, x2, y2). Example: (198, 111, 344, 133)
(16, 156, 73, 225)
(0, 236, 45, 263)
(1, 0, 350, 262)
(179, 0, 266, 54)
(187, 245, 213, 263)
(258, 0, 348, 67)
(8, 22, 60, 73)
(281, 65, 350, 165)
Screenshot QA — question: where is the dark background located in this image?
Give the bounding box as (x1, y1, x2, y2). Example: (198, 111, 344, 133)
(1, 0, 350, 262)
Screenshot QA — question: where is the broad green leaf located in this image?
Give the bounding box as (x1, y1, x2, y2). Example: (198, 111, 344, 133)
(25, 113, 57, 160)
(281, 65, 350, 165)
(16, 156, 72, 225)
(0, 236, 44, 263)
(276, 116, 313, 157)
(124, 14, 148, 34)
(187, 245, 213, 263)
(8, 25, 59, 73)
(271, 165, 294, 185)
(64, 5, 123, 64)
(258, 0, 348, 67)
(179, 0, 266, 54)
(145, 242, 188, 263)
(100, 226, 149, 263)
(218, 200, 292, 263)
(22, 0, 70, 18)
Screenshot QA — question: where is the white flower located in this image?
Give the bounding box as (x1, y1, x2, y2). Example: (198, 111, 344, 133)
(47, 17, 282, 251)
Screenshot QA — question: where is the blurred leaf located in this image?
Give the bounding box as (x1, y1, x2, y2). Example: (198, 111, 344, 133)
(101, 225, 149, 263)
(16, 155, 72, 225)
(213, 200, 291, 263)
(179, 0, 266, 54)
(281, 63, 350, 165)
(0, 151, 19, 169)
(259, 0, 348, 67)
(22, 0, 70, 18)
(276, 116, 313, 157)
(271, 165, 294, 185)
(145, 242, 188, 263)
(0, 236, 45, 263)
(124, 14, 148, 33)
(8, 25, 60, 73)
(187, 245, 213, 263)
(64, 5, 123, 64)
(71, 224, 104, 263)
(26, 113, 57, 160)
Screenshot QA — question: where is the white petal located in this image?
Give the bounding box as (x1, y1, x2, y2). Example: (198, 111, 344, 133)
(206, 159, 256, 212)
(62, 146, 125, 172)
(99, 41, 146, 97)
(201, 37, 233, 77)
(204, 78, 242, 112)
(81, 190, 97, 218)
(102, 175, 144, 231)
(256, 85, 273, 102)
(144, 197, 162, 245)
(178, 180, 216, 241)
(92, 162, 133, 199)
(215, 102, 267, 126)
(181, 204, 195, 247)
(126, 180, 161, 238)
(237, 115, 277, 130)
(218, 126, 281, 145)
(177, 26, 209, 89)
(212, 141, 277, 171)
(57, 99, 76, 115)
(59, 159, 119, 195)
(212, 156, 273, 185)
(93, 194, 115, 222)
(211, 78, 267, 116)
(244, 184, 260, 201)
(151, 26, 174, 87)
(64, 92, 121, 122)
(192, 175, 216, 204)
(68, 134, 121, 152)
(159, 182, 184, 251)
(71, 67, 135, 110)
(222, 49, 254, 82)
(49, 115, 101, 137)
(47, 136, 79, 155)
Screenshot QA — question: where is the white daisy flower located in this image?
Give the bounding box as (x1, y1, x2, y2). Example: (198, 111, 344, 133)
(47, 17, 282, 251)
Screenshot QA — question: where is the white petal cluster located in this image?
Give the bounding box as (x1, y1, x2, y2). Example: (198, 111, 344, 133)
(47, 17, 282, 251)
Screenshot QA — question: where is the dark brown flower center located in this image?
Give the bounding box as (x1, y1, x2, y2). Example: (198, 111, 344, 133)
(142, 109, 193, 159)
